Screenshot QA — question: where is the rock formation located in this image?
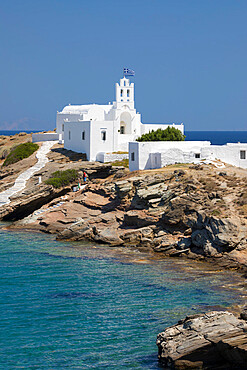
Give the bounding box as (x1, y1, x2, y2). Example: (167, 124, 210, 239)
(157, 311, 247, 369)
(0, 137, 246, 272)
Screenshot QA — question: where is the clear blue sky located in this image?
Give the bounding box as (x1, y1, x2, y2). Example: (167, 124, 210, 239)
(0, 0, 247, 131)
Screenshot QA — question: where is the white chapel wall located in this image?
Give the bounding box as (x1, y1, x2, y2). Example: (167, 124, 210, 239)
(89, 121, 115, 161)
(56, 113, 81, 138)
(64, 121, 91, 160)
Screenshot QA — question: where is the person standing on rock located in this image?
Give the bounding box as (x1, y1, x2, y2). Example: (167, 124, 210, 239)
(83, 171, 87, 183)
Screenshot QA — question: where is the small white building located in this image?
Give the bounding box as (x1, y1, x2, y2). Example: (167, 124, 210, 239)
(129, 141, 247, 171)
(56, 77, 184, 161)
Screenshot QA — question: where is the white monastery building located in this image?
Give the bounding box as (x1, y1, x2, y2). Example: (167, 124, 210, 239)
(55, 77, 184, 161)
(32, 74, 247, 171)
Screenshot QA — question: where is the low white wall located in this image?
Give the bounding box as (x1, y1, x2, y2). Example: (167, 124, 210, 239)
(96, 152, 128, 163)
(32, 133, 60, 142)
(129, 141, 247, 171)
(202, 143, 247, 169)
(129, 141, 210, 171)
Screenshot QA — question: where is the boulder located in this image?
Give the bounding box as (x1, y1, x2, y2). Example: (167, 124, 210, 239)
(115, 180, 133, 198)
(93, 227, 124, 245)
(177, 237, 192, 250)
(190, 216, 246, 256)
(240, 306, 247, 321)
(123, 210, 159, 228)
(157, 311, 247, 369)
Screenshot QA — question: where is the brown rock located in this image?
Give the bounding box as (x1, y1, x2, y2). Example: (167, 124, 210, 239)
(93, 227, 124, 245)
(157, 311, 247, 369)
(123, 210, 159, 228)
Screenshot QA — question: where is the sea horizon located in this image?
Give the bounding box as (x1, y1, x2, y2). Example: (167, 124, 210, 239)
(1, 129, 247, 146)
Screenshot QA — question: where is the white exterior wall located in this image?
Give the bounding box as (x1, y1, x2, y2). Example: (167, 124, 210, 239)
(201, 143, 247, 169)
(64, 121, 91, 160)
(89, 121, 115, 161)
(129, 141, 211, 171)
(129, 142, 140, 172)
(96, 152, 128, 163)
(117, 133, 139, 151)
(32, 133, 60, 142)
(56, 113, 81, 138)
(160, 148, 202, 166)
(129, 141, 247, 171)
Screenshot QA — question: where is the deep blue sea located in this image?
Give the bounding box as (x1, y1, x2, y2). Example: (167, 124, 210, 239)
(0, 130, 39, 136)
(185, 131, 247, 145)
(1, 130, 247, 145)
(0, 227, 245, 369)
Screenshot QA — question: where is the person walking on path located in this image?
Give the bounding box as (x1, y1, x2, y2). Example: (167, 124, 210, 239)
(83, 171, 87, 183)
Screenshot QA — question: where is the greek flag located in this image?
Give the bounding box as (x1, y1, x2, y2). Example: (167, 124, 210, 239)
(123, 68, 135, 76)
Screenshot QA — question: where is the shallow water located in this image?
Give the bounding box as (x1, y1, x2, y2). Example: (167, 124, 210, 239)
(0, 228, 245, 369)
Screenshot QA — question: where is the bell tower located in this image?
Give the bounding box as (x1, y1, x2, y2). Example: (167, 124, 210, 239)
(115, 77, 134, 109)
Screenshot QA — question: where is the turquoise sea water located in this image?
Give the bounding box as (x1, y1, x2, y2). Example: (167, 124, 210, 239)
(0, 227, 246, 369)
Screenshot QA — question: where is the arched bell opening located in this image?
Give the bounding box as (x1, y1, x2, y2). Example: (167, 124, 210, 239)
(119, 112, 131, 134)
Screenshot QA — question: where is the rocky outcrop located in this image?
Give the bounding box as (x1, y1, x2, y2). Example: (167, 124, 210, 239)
(157, 311, 247, 369)
(0, 184, 69, 221)
(3, 156, 247, 271)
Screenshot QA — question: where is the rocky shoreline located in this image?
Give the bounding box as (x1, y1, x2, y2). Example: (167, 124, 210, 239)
(0, 145, 246, 273)
(157, 309, 247, 369)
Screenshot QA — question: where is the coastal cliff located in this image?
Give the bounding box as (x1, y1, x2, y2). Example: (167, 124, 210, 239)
(0, 139, 246, 273)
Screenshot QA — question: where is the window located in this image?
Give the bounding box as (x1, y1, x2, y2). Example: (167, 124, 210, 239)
(62, 124, 64, 131)
(101, 131, 106, 141)
(120, 126, 125, 134)
(82, 131, 85, 140)
(120, 89, 123, 97)
(127, 89, 130, 97)
(195, 153, 200, 159)
(69, 131, 71, 140)
(131, 152, 135, 161)
(240, 150, 246, 159)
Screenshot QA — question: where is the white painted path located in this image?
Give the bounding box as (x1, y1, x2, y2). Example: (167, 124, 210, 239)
(0, 141, 57, 208)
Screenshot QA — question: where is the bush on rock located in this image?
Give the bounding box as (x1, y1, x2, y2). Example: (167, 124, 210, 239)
(3, 142, 39, 166)
(136, 126, 185, 142)
(45, 169, 79, 188)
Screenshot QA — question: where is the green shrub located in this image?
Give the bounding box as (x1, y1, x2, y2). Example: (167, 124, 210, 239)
(3, 142, 39, 166)
(45, 169, 79, 188)
(136, 126, 185, 142)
